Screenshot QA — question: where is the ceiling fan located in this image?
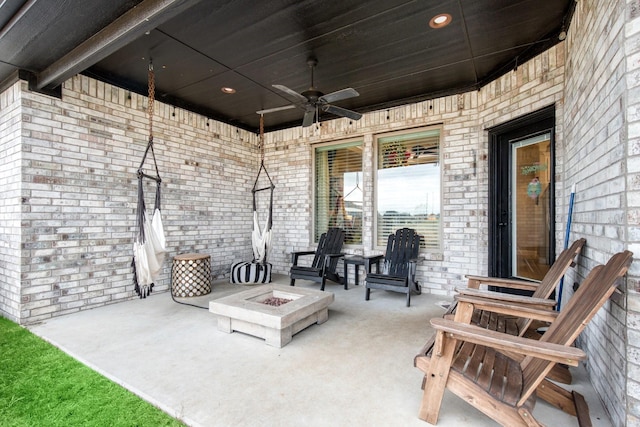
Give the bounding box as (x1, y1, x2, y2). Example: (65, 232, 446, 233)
(257, 58, 363, 127)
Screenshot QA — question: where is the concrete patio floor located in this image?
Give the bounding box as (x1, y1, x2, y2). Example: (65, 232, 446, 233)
(29, 274, 613, 427)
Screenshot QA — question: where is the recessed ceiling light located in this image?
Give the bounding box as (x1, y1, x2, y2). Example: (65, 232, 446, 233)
(221, 87, 236, 94)
(429, 13, 452, 29)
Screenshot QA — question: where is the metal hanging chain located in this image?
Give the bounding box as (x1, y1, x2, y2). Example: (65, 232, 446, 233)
(138, 60, 160, 183)
(259, 113, 265, 162)
(148, 61, 155, 140)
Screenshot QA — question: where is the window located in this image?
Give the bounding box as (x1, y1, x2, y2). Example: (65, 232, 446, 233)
(376, 128, 441, 249)
(314, 141, 363, 245)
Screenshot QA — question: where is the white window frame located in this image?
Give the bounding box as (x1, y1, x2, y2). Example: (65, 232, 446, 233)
(373, 126, 443, 252)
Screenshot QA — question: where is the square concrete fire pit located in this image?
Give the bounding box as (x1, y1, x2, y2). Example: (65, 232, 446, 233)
(209, 285, 334, 347)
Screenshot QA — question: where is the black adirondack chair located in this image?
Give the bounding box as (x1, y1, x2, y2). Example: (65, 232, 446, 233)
(290, 228, 345, 291)
(365, 228, 422, 306)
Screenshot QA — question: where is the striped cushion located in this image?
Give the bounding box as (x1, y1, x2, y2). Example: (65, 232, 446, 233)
(230, 261, 272, 284)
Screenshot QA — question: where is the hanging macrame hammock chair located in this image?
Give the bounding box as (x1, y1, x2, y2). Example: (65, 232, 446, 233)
(251, 163, 274, 264)
(132, 62, 167, 298)
(231, 114, 274, 284)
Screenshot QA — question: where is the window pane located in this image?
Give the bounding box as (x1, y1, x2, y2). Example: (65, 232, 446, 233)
(376, 129, 441, 249)
(314, 142, 363, 244)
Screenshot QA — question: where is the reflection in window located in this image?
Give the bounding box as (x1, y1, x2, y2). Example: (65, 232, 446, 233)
(376, 128, 441, 249)
(512, 133, 551, 281)
(314, 141, 363, 244)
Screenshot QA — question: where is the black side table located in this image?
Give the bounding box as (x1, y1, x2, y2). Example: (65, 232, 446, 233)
(343, 255, 381, 289)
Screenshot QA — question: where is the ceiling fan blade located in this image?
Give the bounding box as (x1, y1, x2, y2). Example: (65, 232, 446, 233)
(302, 108, 316, 127)
(272, 84, 308, 103)
(318, 88, 359, 104)
(322, 104, 362, 121)
(256, 105, 296, 114)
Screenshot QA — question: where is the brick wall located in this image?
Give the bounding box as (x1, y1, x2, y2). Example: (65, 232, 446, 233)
(562, 1, 637, 425)
(263, 45, 567, 298)
(6, 76, 258, 324)
(0, 81, 23, 322)
(0, 46, 568, 326)
(624, 0, 640, 425)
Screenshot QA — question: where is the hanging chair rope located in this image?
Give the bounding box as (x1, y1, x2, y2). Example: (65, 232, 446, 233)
(135, 61, 162, 243)
(253, 116, 275, 193)
(251, 115, 275, 264)
(132, 60, 166, 298)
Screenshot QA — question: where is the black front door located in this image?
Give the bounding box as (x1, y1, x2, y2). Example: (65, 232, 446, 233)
(488, 106, 555, 288)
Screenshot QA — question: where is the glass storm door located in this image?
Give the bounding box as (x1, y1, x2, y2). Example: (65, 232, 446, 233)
(488, 105, 555, 286)
(511, 134, 551, 281)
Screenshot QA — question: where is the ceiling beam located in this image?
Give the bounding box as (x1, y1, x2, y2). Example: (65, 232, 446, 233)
(0, 0, 38, 40)
(36, 0, 202, 90)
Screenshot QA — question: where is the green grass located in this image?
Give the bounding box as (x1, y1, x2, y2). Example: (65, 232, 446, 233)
(0, 316, 185, 427)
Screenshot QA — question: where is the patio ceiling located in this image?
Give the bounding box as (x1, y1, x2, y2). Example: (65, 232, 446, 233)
(0, 0, 575, 132)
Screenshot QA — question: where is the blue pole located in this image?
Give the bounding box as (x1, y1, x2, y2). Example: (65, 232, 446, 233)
(557, 184, 576, 311)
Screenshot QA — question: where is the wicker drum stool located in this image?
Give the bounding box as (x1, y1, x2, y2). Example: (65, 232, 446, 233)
(171, 253, 212, 297)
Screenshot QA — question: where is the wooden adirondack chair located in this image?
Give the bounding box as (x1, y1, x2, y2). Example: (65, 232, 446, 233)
(450, 238, 586, 337)
(447, 238, 586, 384)
(414, 250, 632, 427)
(364, 227, 422, 307)
(463, 238, 586, 304)
(290, 228, 345, 291)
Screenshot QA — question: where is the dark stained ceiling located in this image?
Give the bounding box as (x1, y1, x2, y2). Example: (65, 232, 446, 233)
(0, 0, 575, 133)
